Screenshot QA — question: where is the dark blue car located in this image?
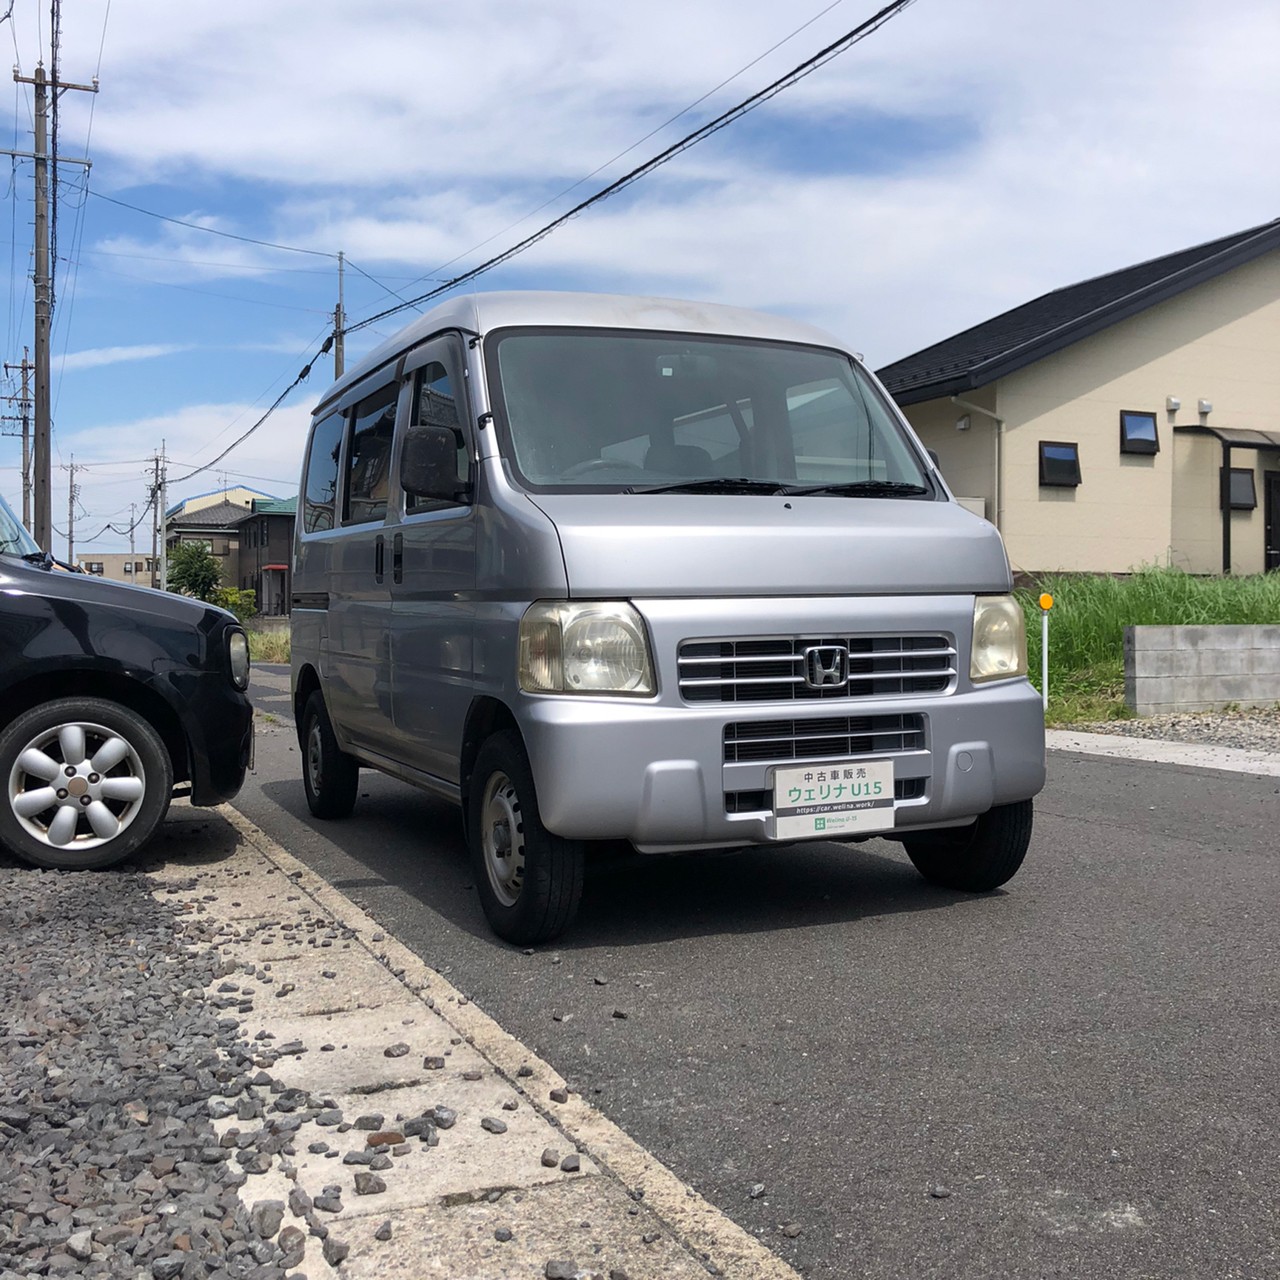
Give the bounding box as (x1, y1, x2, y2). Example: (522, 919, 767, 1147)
(0, 492, 253, 869)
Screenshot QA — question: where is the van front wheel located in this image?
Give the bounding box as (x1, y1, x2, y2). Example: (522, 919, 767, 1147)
(902, 799, 1034, 892)
(468, 732, 584, 945)
(301, 691, 359, 819)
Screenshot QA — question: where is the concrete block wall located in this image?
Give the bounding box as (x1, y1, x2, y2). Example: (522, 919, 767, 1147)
(1124, 625, 1280, 715)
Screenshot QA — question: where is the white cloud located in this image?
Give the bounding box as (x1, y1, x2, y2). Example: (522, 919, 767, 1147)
(59, 344, 190, 372)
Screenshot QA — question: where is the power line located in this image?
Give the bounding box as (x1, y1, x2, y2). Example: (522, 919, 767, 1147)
(85, 189, 338, 258)
(388, 0, 854, 300)
(348, 0, 918, 336)
(167, 336, 332, 485)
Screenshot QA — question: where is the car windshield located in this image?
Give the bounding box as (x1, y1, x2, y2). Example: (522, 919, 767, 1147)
(486, 328, 932, 495)
(0, 492, 39, 558)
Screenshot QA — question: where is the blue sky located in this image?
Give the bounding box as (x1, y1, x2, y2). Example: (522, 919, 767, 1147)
(1, 0, 1278, 556)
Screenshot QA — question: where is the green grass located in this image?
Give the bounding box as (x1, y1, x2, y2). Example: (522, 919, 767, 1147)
(247, 630, 291, 665)
(1016, 566, 1280, 725)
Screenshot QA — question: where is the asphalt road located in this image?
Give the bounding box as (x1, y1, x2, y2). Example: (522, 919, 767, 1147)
(239, 666, 1279, 1280)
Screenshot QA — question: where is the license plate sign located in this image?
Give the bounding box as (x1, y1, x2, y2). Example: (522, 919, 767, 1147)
(772, 760, 895, 840)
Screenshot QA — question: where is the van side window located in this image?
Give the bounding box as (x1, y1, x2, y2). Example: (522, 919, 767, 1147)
(344, 382, 399, 524)
(405, 359, 469, 513)
(302, 411, 344, 533)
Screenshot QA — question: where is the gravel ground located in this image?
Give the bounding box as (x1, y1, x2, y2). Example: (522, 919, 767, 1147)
(0, 862, 316, 1280)
(1069, 704, 1280, 753)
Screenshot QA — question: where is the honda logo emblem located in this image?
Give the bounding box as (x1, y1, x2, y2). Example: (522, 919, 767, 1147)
(803, 644, 848, 689)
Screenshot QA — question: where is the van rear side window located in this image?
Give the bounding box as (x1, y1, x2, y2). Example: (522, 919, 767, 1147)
(344, 383, 399, 524)
(302, 411, 344, 533)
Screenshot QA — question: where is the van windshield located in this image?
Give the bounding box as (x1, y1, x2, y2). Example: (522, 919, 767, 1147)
(0, 491, 40, 558)
(487, 328, 932, 495)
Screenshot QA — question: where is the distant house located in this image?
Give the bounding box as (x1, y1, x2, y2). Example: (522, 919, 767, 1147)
(75, 552, 157, 584)
(165, 499, 251, 588)
(163, 491, 297, 616)
(876, 219, 1280, 576)
(232, 496, 296, 616)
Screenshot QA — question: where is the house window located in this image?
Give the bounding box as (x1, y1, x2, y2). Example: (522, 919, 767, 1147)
(1221, 467, 1257, 510)
(1119, 410, 1159, 455)
(1039, 441, 1081, 487)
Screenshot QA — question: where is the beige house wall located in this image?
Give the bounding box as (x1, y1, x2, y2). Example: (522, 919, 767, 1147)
(176, 486, 267, 517)
(903, 392, 997, 521)
(900, 251, 1280, 575)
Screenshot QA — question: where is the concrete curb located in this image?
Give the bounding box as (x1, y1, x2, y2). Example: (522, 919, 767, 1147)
(1046, 730, 1280, 777)
(146, 805, 800, 1280)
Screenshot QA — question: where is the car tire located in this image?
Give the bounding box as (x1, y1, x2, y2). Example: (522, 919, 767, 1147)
(301, 690, 359, 819)
(902, 799, 1034, 892)
(468, 731, 584, 945)
(0, 697, 174, 870)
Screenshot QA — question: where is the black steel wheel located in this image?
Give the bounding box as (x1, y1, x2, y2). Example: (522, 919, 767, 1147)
(468, 731, 584, 945)
(301, 690, 359, 819)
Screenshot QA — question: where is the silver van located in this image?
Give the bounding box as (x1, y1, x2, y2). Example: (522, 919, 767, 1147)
(291, 292, 1045, 943)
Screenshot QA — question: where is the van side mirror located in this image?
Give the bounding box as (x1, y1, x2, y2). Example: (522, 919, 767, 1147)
(401, 425, 468, 501)
(927, 449, 941, 469)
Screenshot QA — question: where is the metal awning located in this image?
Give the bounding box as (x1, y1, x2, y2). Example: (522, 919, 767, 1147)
(1174, 424, 1280, 451)
(1174, 425, 1280, 573)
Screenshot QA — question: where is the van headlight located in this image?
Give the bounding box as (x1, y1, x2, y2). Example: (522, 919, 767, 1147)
(970, 595, 1027, 682)
(519, 602, 654, 695)
(228, 628, 251, 690)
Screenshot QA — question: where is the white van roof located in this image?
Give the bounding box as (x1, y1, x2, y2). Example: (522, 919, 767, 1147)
(318, 291, 848, 412)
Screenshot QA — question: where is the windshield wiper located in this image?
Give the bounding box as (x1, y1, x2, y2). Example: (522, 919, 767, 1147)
(623, 477, 788, 496)
(780, 480, 931, 497)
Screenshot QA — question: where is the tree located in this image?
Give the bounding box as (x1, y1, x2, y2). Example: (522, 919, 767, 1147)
(167, 541, 221, 601)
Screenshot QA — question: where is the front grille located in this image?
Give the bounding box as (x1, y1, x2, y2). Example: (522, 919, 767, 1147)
(724, 713, 925, 765)
(679, 634, 955, 702)
(725, 776, 925, 814)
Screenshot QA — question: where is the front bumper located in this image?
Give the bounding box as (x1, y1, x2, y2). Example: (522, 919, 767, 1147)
(521, 677, 1045, 852)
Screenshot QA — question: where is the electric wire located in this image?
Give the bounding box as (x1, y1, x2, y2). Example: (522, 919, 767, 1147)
(85, 190, 338, 258)
(391, 0, 854, 298)
(166, 336, 333, 486)
(347, 0, 918, 336)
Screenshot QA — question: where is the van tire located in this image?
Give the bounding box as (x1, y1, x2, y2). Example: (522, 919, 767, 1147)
(0, 697, 172, 870)
(902, 799, 1034, 892)
(301, 691, 359, 819)
(468, 731, 584, 945)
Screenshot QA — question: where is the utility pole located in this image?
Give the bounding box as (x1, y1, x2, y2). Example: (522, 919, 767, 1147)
(2, 348, 33, 530)
(129, 503, 136, 556)
(333, 250, 345, 379)
(6, 63, 98, 552)
(65, 453, 77, 564)
(150, 453, 161, 589)
(159, 440, 168, 592)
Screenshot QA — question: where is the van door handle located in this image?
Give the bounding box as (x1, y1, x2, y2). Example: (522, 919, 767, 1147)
(374, 535, 385, 583)
(392, 533, 404, 584)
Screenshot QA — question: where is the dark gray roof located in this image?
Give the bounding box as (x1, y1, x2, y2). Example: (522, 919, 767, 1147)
(167, 500, 252, 530)
(877, 219, 1280, 405)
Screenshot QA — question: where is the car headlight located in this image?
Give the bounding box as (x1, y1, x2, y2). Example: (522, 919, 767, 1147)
(519, 601, 654, 695)
(970, 595, 1027, 682)
(228, 628, 251, 691)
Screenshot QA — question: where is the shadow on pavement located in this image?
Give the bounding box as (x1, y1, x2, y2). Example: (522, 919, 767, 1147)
(251, 776, 985, 950)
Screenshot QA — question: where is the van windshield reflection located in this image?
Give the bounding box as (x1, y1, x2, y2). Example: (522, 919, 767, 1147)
(488, 330, 932, 496)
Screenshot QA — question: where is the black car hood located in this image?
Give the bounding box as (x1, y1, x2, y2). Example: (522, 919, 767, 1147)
(0, 555, 235, 633)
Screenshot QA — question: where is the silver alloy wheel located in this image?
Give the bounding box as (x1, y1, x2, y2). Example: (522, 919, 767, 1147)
(479, 769, 525, 908)
(7, 719, 147, 851)
(306, 717, 324, 795)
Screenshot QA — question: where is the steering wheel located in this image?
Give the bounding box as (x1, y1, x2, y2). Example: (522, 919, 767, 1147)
(561, 457, 645, 478)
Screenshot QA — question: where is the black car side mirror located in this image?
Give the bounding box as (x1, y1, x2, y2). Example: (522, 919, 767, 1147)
(401, 425, 469, 501)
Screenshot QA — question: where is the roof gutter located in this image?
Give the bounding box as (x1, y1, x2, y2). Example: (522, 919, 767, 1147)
(951, 397, 1005, 533)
